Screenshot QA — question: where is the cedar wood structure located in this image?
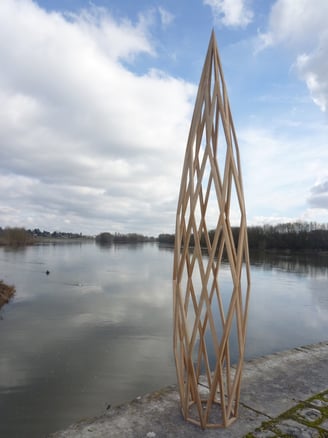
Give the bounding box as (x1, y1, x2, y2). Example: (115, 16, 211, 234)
(173, 31, 251, 429)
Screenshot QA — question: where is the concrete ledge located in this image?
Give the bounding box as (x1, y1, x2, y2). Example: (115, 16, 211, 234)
(49, 341, 328, 437)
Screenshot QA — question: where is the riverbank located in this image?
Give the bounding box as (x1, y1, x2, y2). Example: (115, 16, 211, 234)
(49, 341, 328, 437)
(0, 280, 15, 308)
(34, 236, 94, 245)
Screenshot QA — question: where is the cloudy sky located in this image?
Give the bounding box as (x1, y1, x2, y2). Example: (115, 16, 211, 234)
(0, 0, 327, 236)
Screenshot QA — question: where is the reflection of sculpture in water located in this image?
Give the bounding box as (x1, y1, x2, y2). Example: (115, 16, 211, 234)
(173, 31, 251, 429)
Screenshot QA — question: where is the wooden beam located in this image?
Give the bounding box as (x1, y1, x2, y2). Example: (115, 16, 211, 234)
(173, 31, 251, 429)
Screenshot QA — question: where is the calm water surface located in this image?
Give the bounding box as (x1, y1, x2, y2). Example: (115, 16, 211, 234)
(0, 242, 327, 437)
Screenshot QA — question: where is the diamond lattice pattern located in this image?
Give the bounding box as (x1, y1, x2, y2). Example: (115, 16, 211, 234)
(173, 31, 251, 429)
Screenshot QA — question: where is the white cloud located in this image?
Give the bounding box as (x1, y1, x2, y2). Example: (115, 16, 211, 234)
(203, 0, 253, 28)
(260, 0, 328, 48)
(66, 4, 155, 62)
(257, 0, 328, 112)
(296, 44, 328, 112)
(239, 123, 328, 224)
(0, 0, 196, 235)
(158, 7, 174, 28)
(301, 208, 328, 224)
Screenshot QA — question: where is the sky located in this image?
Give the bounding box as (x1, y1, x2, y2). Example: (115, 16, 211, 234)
(0, 0, 327, 236)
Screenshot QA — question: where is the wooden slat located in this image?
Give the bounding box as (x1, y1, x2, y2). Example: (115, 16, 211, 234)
(173, 30, 251, 429)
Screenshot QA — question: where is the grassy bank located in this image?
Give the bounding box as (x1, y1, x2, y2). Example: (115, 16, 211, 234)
(0, 227, 94, 247)
(0, 281, 15, 308)
(0, 227, 34, 246)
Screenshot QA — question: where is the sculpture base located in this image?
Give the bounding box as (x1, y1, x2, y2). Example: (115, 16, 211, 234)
(182, 396, 238, 429)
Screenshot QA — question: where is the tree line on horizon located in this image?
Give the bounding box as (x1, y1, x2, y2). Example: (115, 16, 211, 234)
(2, 222, 328, 252)
(0, 227, 35, 246)
(158, 222, 328, 252)
(0, 227, 87, 246)
(95, 232, 156, 245)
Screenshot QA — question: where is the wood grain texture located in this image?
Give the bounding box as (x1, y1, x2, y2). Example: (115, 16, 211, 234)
(173, 31, 251, 429)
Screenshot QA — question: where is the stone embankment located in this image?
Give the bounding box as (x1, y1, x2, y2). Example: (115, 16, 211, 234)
(49, 341, 328, 437)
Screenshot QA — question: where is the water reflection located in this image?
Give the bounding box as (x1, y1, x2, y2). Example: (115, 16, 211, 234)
(251, 251, 328, 276)
(0, 243, 327, 438)
(0, 243, 175, 437)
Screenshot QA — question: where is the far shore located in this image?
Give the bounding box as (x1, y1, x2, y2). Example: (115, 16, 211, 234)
(33, 236, 95, 245)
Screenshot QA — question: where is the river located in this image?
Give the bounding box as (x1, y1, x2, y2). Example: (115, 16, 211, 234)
(0, 242, 327, 437)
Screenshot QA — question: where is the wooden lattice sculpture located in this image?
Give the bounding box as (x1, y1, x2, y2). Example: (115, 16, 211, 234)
(173, 31, 251, 429)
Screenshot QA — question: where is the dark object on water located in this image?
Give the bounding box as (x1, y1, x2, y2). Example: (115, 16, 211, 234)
(0, 280, 15, 309)
(46, 270, 50, 275)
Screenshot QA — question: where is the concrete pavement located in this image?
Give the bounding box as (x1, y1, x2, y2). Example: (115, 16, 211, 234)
(49, 341, 328, 437)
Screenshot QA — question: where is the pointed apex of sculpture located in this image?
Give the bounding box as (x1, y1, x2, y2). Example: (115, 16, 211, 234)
(209, 29, 218, 49)
(210, 28, 216, 41)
